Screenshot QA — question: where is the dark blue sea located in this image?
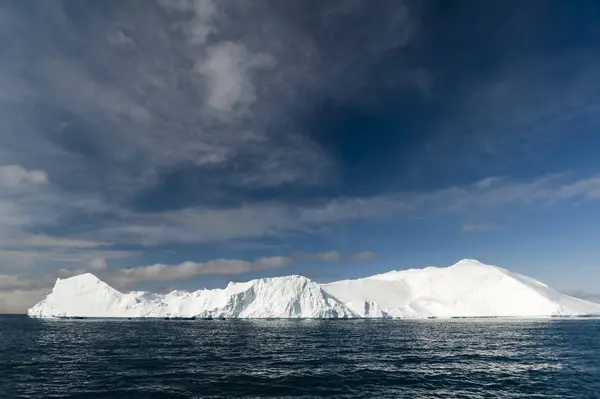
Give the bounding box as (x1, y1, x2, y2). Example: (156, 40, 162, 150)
(1, 316, 599, 398)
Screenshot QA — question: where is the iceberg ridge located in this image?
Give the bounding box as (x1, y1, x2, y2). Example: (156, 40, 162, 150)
(28, 259, 600, 319)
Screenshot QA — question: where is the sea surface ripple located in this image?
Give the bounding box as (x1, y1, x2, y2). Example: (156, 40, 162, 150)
(1, 316, 599, 398)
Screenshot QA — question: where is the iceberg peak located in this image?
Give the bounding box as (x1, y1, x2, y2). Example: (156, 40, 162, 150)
(54, 272, 111, 293)
(66, 272, 102, 283)
(452, 258, 486, 266)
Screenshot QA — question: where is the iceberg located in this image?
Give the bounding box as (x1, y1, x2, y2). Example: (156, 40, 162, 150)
(28, 259, 600, 319)
(323, 259, 600, 318)
(28, 273, 353, 319)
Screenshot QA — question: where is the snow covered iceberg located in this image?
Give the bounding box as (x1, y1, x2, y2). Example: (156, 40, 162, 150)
(28, 259, 600, 319)
(28, 273, 352, 319)
(324, 259, 600, 318)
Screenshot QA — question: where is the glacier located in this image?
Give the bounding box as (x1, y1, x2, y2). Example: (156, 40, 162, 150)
(28, 259, 600, 319)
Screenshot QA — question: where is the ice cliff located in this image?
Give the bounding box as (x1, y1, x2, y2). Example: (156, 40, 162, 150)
(28, 259, 600, 319)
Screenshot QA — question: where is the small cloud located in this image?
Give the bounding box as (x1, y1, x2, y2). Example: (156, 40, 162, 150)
(0, 165, 48, 187)
(351, 251, 375, 261)
(197, 41, 276, 113)
(461, 223, 505, 233)
(107, 30, 135, 47)
(3, 235, 108, 249)
(295, 250, 372, 262)
(315, 251, 342, 262)
(87, 258, 108, 271)
(472, 176, 501, 189)
(294, 251, 343, 263)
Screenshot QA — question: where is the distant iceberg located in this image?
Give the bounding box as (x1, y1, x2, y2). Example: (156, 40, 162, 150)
(28, 259, 600, 319)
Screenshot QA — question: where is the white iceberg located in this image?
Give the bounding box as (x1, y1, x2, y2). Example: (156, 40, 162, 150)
(28, 259, 600, 319)
(323, 259, 600, 318)
(28, 273, 353, 319)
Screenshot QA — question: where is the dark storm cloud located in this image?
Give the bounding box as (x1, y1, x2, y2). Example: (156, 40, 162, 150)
(2, 0, 600, 247)
(0, 0, 417, 204)
(0, 0, 419, 242)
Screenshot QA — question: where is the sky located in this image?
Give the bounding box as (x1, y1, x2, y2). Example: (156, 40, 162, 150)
(2, 0, 600, 313)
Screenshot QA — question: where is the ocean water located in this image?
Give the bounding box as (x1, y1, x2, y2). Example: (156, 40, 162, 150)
(1, 316, 599, 398)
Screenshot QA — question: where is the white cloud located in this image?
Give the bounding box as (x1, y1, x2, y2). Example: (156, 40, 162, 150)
(294, 250, 373, 263)
(198, 41, 275, 114)
(0, 165, 48, 187)
(351, 251, 375, 261)
(115, 256, 292, 286)
(315, 251, 342, 262)
(87, 257, 108, 271)
(107, 30, 135, 48)
(555, 177, 600, 201)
